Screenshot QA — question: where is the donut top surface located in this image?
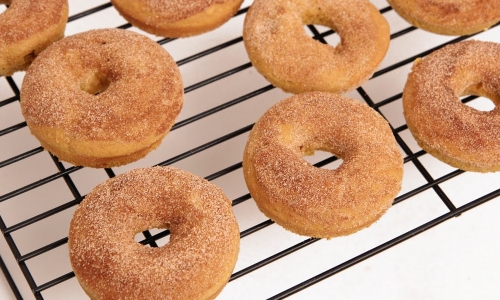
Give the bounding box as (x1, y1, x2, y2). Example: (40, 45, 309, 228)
(246, 92, 403, 205)
(0, 0, 67, 44)
(20, 28, 183, 144)
(69, 167, 240, 300)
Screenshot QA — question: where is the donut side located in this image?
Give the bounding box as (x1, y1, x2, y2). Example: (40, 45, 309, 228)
(32, 131, 165, 169)
(69, 167, 240, 300)
(111, 0, 244, 38)
(243, 92, 403, 238)
(387, 0, 500, 35)
(0, 0, 68, 76)
(20, 29, 184, 168)
(403, 40, 500, 172)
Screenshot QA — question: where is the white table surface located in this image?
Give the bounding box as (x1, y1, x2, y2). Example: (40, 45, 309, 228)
(1, 1, 500, 299)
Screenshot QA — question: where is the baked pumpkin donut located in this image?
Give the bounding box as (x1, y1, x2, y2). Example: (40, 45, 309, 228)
(20, 29, 184, 168)
(110, 0, 244, 38)
(0, 0, 68, 76)
(69, 166, 240, 300)
(403, 40, 500, 172)
(387, 0, 500, 35)
(243, 92, 403, 238)
(243, 0, 390, 94)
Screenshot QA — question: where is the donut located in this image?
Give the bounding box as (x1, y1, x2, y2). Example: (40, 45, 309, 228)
(243, 92, 403, 238)
(403, 40, 500, 172)
(0, 0, 68, 76)
(387, 0, 500, 35)
(20, 29, 184, 168)
(69, 166, 240, 300)
(243, 0, 390, 94)
(110, 0, 244, 38)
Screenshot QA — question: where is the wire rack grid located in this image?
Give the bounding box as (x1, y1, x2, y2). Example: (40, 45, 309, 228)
(1, 0, 500, 299)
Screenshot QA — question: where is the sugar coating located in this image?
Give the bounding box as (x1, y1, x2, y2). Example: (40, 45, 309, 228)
(403, 40, 500, 172)
(20, 28, 184, 167)
(0, 0, 68, 75)
(387, 0, 500, 35)
(243, 0, 390, 94)
(68, 167, 240, 300)
(0, 0, 65, 43)
(243, 92, 403, 238)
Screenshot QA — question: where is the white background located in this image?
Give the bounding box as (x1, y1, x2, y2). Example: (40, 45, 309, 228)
(1, 0, 500, 299)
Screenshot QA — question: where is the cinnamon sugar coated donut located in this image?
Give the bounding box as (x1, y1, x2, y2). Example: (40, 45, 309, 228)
(110, 0, 244, 38)
(0, 0, 68, 76)
(387, 0, 500, 35)
(69, 167, 240, 300)
(20, 29, 184, 168)
(403, 40, 500, 172)
(243, 0, 390, 94)
(243, 92, 403, 238)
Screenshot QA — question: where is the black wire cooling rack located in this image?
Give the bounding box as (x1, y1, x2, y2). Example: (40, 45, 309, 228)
(1, 1, 500, 299)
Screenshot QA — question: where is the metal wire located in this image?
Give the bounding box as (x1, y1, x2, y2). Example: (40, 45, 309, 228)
(1, 2, 499, 299)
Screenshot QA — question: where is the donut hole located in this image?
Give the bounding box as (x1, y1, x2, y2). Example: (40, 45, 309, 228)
(303, 24, 341, 47)
(460, 83, 499, 112)
(462, 95, 496, 112)
(302, 9, 342, 48)
(301, 148, 343, 170)
(80, 71, 111, 96)
(134, 227, 170, 248)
